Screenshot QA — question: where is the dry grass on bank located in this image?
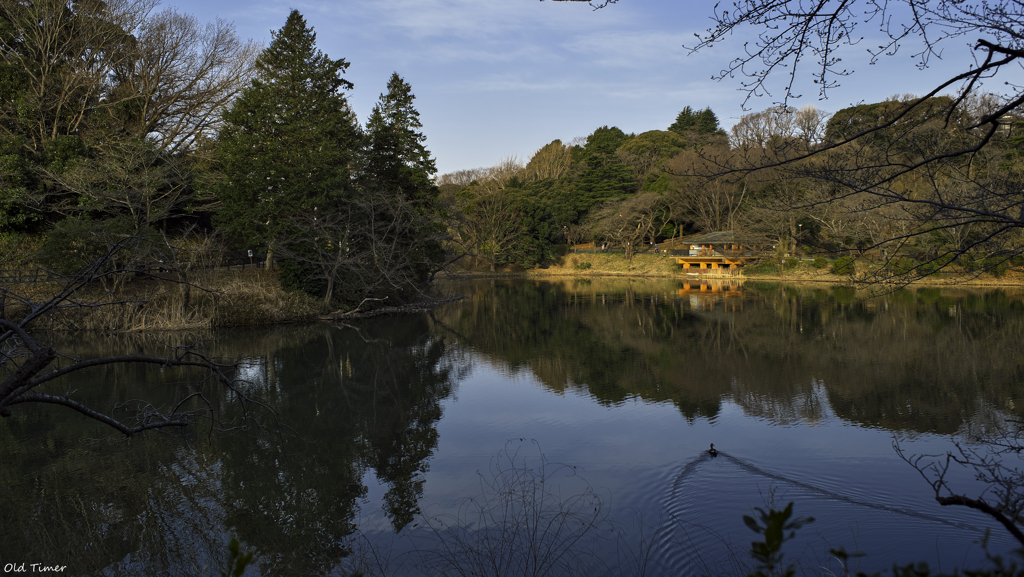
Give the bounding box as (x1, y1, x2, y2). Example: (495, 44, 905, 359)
(6, 270, 321, 332)
(446, 253, 685, 278)
(448, 251, 1024, 288)
(536, 252, 683, 277)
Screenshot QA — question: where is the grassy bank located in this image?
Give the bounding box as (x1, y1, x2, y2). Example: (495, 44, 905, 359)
(13, 253, 1023, 333)
(448, 251, 1024, 287)
(448, 253, 687, 278)
(7, 269, 321, 332)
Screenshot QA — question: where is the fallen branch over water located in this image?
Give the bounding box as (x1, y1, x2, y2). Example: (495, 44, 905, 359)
(319, 295, 466, 320)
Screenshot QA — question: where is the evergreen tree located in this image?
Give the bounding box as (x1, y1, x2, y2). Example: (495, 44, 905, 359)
(668, 106, 724, 136)
(356, 72, 446, 291)
(215, 10, 361, 264)
(575, 126, 637, 207)
(361, 72, 437, 201)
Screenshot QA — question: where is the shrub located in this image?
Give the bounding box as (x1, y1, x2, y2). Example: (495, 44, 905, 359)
(920, 254, 955, 277)
(811, 257, 828, 269)
(958, 255, 980, 272)
(745, 261, 781, 275)
(831, 256, 856, 275)
(984, 257, 1010, 278)
(784, 257, 800, 270)
(887, 257, 918, 276)
(37, 216, 165, 276)
(574, 261, 592, 270)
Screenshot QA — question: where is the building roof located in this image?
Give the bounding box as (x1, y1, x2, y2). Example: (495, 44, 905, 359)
(679, 231, 743, 245)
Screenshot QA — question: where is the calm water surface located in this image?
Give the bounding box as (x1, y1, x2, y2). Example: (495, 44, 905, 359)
(2, 278, 1023, 576)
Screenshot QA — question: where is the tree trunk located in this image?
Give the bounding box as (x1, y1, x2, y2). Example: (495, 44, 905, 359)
(264, 249, 274, 270)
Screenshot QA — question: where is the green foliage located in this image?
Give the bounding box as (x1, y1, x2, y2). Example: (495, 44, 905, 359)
(958, 254, 980, 272)
(43, 135, 86, 173)
(743, 502, 814, 577)
(668, 106, 723, 136)
(832, 256, 856, 275)
(361, 72, 437, 201)
(583, 125, 631, 157)
(618, 130, 687, 162)
(641, 172, 672, 193)
(36, 216, 163, 276)
(823, 96, 956, 145)
(886, 257, 918, 276)
(221, 538, 254, 577)
(278, 257, 329, 299)
(812, 257, 828, 269)
(784, 257, 800, 270)
(574, 127, 638, 207)
(745, 261, 782, 275)
(985, 257, 1011, 278)
(920, 254, 955, 276)
(576, 162, 637, 207)
(216, 10, 361, 251)
(0, 136, 35, 231)
(574, 261, 592, 270)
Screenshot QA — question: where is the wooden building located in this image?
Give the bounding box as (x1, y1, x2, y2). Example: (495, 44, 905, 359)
(675, 231, 762, 273)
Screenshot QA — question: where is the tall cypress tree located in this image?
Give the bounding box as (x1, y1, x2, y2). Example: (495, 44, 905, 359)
(215, 10, 361, 263)
(357, 72, 445, 288)
(361, 72, 437, 201)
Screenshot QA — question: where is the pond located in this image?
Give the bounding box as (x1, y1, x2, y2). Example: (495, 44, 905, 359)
(2, 278, 1023, 576)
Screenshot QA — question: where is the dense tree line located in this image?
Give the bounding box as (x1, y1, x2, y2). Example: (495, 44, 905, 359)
(0, 4, 445, 311)
(6, 1, 1024, 310)
(438, 93, 1024, 278)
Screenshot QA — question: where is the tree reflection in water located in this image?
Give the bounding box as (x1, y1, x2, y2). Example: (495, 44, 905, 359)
(3, 279, 1024, 575)
(432, 278, 1024, 434)
(0, 316, 463, 576)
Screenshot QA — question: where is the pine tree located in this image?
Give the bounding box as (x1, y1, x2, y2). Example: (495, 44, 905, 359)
(668, 106, 723, 136)
(361, 72, 437, 201)
(215, 10, 361, 264)
(353, 73, 446, 291)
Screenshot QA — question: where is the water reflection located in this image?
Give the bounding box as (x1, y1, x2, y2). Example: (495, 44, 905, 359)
(434, 279, 1024, 432)
(2, 279, 1023, 575)
(0, 318, 464, 575)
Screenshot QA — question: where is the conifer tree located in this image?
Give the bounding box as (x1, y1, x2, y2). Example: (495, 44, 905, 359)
(361, 72, 437, 201)
(668, 106, 724, 136)
(215, 10, 361, 266)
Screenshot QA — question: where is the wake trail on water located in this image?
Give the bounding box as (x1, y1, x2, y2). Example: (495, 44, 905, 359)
(645, 450, 983, 575)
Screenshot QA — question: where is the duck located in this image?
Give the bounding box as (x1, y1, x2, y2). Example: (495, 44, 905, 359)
(708, 443, 718, 457)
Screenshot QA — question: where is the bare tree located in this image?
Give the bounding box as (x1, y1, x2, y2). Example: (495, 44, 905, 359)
(730, 106, 797, 150)
(565, 223, 591, 253)
(38, 137, 191, 228)
(591, 193, 667, 260)
(525, 139, 575, 181)
(0, 0, 155, 151)
(896, 419, 1024, 547)
(452, 189, 528, 272)
(486, 155, 527, 190)
(437, 168, 490, 192)
(0, 0, 257, 155)
(802, 183, 859, 254)
(794, 105, 830, 147)
(111, 9, 261, 154)
(667, 148, 748, 233)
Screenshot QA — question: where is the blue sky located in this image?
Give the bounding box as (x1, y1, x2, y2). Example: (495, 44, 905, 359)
(165, 0, 1003, 175)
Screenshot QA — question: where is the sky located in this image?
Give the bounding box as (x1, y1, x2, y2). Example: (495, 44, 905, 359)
(163, 0, 1007, 175)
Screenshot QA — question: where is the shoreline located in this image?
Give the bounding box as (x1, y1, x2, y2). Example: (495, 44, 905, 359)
(443, 252, 1024, 289)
